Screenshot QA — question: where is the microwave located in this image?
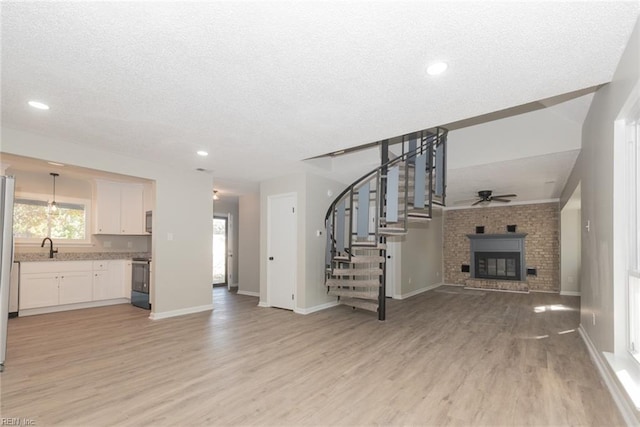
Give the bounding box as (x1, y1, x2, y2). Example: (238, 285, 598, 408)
(145, 210, 152, 233)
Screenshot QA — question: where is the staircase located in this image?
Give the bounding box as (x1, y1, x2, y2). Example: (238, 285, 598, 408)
(324, 127, 448, 320)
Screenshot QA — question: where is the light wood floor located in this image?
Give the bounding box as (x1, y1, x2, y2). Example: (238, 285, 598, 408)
(1, 286, 624, 426)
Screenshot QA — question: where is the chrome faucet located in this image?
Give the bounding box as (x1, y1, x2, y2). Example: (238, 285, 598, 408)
(41, 237, 58, 259)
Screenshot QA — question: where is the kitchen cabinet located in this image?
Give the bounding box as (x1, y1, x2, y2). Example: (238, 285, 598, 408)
(20, 261, 93, 309)
(58, 271, 93, 305)
(19, 273, 59, 309)
(95, 180, 144, 235)
(92, 260, 129, 300)
(20, 259, 133, 314)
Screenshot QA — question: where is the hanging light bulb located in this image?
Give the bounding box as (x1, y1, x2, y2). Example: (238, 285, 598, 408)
(49, 172, 59, 214)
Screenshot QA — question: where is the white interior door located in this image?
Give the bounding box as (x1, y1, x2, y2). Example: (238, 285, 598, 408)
(267, 193, 297, 310)
(385, 238, 401, 298)
(227, 213, 234, 290)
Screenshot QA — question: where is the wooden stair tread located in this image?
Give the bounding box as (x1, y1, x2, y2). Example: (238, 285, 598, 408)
(329, 289, 379, 299)
(326, 279, 381, 287)
(339, 297, 379, 313)
(331, 268, 383, 276)
(333, 255, 385, 264)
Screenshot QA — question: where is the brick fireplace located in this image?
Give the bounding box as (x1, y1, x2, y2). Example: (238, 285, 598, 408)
(443, 203, 559, 292)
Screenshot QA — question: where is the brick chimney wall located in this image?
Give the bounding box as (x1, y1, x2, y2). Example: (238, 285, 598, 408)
(443, 202, 560, 292)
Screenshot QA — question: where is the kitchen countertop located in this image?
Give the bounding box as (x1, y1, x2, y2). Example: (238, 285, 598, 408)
(14, 252, 151, 262)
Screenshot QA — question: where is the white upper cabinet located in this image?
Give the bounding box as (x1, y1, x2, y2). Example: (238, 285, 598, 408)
(95, 180, 145, 235)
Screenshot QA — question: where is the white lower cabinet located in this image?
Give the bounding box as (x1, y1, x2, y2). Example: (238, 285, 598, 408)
(20, 262, 93, 310)
(92, 260, 128, 300)
(58, 271, 93, 305)
(20, 259, 132, 314)
(19, 272, 60, 309)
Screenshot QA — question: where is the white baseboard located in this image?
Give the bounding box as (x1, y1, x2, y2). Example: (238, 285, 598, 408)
(560, 290, 581, 296)
(578, 325, 640, 425)
(294, 300, 339, 315)
(19, 298, 130, 317)
(149, 304, 213, 320)
(237, 290, 259, 297)
(397, 282, 442, 300)
(258, 301, 269, 308)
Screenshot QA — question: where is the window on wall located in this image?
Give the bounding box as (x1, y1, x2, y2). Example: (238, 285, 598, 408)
(628, 112, 640, 363)
(13, 194, 90, 244)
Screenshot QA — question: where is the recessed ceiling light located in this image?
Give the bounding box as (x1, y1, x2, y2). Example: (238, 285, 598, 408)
(47, 161, 65, 167)
(197, 150, 209, 157)
(28, 100, 50, 110)
(427, 62, 448, 76)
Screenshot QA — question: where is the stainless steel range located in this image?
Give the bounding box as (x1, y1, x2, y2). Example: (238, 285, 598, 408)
(131, 258, 150, 310)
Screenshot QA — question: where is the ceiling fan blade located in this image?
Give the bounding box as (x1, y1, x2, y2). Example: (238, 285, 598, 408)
(492, 194, 517, 199)
(471, 199, 485, 206)
(491, 197, 512, 203)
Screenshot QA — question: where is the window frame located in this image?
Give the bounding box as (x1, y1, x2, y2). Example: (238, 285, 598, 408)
(628, 113, 640, 363)
(14, 191, 92, 246)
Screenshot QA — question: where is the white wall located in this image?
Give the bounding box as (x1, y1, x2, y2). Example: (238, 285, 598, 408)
(399, 209, 443, 297)
(560, 17, 639, 353)
(560, 185, 581, 295)
(238, 192, 260, 295)
(259, 172, 344, 311)
(213, 196, 239, 286)
(559, 18, 639, 423)
(448, 102, 582, 170)
(1, 127, 213, 317)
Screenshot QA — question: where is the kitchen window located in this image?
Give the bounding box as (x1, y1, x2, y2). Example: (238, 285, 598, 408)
(13, 193, 91, 244)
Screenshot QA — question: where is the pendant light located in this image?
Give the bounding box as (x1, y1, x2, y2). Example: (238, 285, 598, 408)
(213, 190, 219, 200)
(49, 172, 59, 214)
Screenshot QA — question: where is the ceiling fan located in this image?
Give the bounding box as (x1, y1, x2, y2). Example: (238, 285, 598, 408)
(472, 190, 517, 206)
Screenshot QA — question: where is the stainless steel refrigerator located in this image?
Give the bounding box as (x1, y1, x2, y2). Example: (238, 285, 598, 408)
(0, 176, 15, 372)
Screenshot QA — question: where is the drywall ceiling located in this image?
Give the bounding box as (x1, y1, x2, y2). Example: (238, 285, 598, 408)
(1, 2, 639, 196)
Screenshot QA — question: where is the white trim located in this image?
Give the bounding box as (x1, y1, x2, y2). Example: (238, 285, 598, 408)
(19, 298, 129, 317)
(149, 304, 213, 320)
(258, 301, 269, 308)
(579, 325, 640, 425)
(237, 290, 259, 297)
(397, 282, 442, 300)
(560, 290, 581, 296)
(444, 198, 559, 211)
(294, 300, 339, 315)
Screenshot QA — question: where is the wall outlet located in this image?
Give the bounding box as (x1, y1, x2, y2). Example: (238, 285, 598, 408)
(103, 241, 111, 248)
(127, 241, 133, 249)
(592, 312, 596, 326)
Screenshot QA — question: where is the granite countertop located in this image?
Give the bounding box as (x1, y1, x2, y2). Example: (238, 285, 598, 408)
(14, 252, 151, 262)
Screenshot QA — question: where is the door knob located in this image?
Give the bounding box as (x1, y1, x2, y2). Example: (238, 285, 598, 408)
(387, 255, 391, 259)
(269, 257, 274, 260)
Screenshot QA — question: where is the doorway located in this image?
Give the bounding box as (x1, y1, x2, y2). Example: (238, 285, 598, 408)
(213, 216, 228, 286)
(560, 183, 581, 296)
(267, 192, 297, 310)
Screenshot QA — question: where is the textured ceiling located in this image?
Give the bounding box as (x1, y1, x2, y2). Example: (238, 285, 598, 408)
(1, 1, 639, 196)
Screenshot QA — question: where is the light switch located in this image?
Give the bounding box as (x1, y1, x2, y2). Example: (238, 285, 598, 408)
(167, 232, 174, 241)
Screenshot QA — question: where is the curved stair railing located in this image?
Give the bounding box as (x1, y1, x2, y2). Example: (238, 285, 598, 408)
(324, 127, 448, 320)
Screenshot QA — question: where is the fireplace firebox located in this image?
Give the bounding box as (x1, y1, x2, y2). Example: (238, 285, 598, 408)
(466, 233, 527, 282)
(475, 251, 521, 281)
